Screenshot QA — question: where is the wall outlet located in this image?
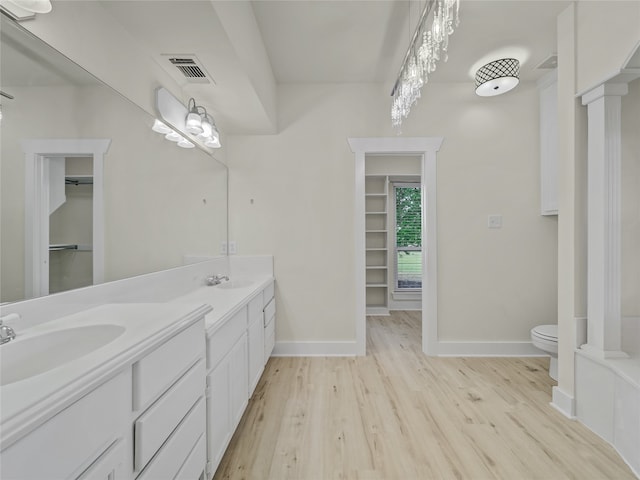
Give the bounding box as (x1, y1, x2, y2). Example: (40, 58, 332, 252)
(488, 215, 503, 229)
(220, 242, 228, 254)
(228, 241, 237, 255)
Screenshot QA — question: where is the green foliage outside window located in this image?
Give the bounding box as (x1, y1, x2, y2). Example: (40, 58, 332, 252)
(395, 186, 421, 248)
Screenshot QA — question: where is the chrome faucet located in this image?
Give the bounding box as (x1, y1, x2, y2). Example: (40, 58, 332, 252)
(0, 313, 19, 345)
(205, 274, 229, 286)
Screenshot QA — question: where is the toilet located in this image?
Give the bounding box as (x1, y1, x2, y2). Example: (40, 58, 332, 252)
(530, 324, 558, 381)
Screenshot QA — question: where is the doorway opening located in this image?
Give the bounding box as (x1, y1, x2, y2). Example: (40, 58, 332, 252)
(349, 137, 443, 356)
(22, 138, 110, 298)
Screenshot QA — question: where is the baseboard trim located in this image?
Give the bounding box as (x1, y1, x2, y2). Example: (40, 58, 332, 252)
(272, 341, 357, 357)
(436, 341, 545, 357)
(366, 307, 389, 316)
(551, 386, 575, 418)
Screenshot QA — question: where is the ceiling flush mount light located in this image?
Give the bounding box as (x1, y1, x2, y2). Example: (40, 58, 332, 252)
(391, 0, 461, 129)
(475, 58, 520, 97)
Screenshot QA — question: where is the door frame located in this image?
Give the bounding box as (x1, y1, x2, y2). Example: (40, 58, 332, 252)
(348, 137, 443, 355)
(22, 138, 111, 298)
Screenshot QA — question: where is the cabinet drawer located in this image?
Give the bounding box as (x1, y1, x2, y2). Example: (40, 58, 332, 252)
(265, 316, 275, 362)
(263, 282, 275, 306)
(248, 295, 263, 325)
(207, 307, 246, 369)
(174, 433, 206, 480)
(138, 397, 206, 480)
(264, 298, 276, 327)
(76, 438, 125, 480)
(1, 370, 130, 480)
(135, 359, 205, 472)
(133, 320, 204, 411)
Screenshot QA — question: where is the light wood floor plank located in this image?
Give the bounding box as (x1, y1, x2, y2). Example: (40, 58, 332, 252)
(214, 312, 636, 480)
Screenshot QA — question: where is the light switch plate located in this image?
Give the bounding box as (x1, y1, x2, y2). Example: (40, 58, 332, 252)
(488, 215, 503, 229)
(228, 241, 237, 255)
(220, 242, 228, 254)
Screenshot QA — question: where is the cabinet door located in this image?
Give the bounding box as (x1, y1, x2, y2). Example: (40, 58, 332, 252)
(248, 314, 265, 397)
(206, 360, 231, 471)
(229, 332, 248, 430)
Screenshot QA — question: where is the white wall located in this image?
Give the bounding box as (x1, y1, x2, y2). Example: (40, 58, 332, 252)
(0, 86, 81, 302)
(621, 78, 640, 317)
(0, 84, 227, 303)
(576, 1, 640, 94)
(228, 81, 557, 346)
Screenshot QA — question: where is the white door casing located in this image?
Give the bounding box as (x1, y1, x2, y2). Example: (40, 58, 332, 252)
(22, 138, 111, 298)
(348, 137, 443, 356)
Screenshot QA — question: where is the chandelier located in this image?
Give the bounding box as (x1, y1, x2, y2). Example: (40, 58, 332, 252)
(391, 0, 460, 129)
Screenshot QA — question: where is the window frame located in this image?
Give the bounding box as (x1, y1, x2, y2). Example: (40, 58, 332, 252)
(392, 182, 422, 292)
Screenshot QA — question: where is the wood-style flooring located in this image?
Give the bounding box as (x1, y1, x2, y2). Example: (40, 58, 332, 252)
(213, 311, 636, 480)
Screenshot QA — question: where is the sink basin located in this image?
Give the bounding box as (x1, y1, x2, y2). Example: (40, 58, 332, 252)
(0, 324, 125, 386)
(216, 279, 254, 290)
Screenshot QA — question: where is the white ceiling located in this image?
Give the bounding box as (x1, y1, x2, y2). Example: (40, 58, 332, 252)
(251, 0, 569, 85)
(3, 0, 572, 132)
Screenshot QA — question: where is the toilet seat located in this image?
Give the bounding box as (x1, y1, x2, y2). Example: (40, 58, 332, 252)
(531, 324, 558, 343)
(530, 324, 558, 381)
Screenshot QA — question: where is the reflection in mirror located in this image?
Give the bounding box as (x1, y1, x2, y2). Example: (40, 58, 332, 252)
(0, 15, 228, 303)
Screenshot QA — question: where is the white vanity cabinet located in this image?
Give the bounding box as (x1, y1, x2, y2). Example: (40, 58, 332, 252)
(1, 370, 131, 480)
(205, 306, 248, 475)
(263, 282, 276, 362)
(248, 295, 265, 396)
(133, 319, 206, 480)
(0, 310, 207, 480)
(205, 280, 275, 478)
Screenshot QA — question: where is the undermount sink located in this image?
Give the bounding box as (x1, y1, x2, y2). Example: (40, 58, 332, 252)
(0, 324, 125, 386)
(216, 279, 254, 290)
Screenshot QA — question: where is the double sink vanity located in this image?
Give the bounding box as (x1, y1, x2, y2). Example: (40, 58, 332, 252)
(0, 257, 275, 480)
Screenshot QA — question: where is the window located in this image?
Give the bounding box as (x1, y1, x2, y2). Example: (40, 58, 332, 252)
(394, 183, 422, 290)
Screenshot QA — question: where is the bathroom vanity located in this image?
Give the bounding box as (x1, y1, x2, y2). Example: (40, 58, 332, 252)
(0, 259, 276, 480)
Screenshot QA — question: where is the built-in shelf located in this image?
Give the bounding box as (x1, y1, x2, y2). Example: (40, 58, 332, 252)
(365, 175, 390, 314)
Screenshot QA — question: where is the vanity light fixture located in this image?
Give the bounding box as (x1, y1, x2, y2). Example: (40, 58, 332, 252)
(475, 58, 520, 97)
(2, 0, 52, 14)
(177, 137, 195, 149)
(185, 98, 204, 135)
(153, 88, 222, 150)
(151, 119, 172, 134)
(164, 130, 182, 142)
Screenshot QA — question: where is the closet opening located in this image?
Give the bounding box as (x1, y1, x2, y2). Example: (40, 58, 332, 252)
(349, 136, 443, 356)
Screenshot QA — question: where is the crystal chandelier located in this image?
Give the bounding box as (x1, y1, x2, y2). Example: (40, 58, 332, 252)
(391, 0, 460, 129)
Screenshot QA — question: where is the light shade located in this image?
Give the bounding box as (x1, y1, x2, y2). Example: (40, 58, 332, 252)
(164, 131, 182, 142)
(185, 111, 203, 135)
(475, 58, 520, 97)
(5, 0, 52, 13)
(151, 119, 172, 134)
(177, 137, 195, 149)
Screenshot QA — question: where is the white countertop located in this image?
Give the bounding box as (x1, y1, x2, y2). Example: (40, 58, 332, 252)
(0, 273, 275, 450)
(0, 302, 211, 450)
(170, 275, 275, 335)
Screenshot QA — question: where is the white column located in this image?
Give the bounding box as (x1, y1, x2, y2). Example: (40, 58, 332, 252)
(581, 83, 629, 359)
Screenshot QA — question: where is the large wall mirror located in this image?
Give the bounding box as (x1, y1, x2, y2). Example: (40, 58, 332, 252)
(0, 14, 228, 303)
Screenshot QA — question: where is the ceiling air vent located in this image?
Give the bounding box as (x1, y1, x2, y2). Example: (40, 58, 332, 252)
(161, 54, 214, 85)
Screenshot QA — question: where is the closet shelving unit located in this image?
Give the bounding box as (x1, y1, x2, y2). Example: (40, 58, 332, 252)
(365, 175, 390, 315)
